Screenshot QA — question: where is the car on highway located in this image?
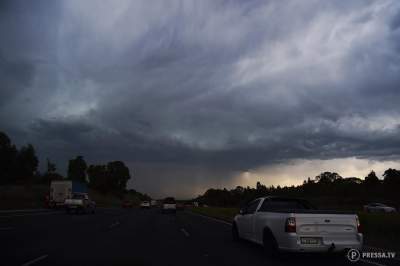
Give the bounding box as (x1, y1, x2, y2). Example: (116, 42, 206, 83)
(122, 200, 133, 208)
(140, 200, 151, 209)
(65, 193, 96, 214)
(162, 197, 176, 213)
(232, 196, 363, 256)
(363, 203, 396, 213)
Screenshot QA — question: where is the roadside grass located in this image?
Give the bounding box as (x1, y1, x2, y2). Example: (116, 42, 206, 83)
(190, 206, 400, 251)
(0, 185, 48, 210)
(358, 212, 400, 251)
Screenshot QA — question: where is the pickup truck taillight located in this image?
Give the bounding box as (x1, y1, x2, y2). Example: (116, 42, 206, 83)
(356, 217, 361, 233)
(285, 217, 296, 233)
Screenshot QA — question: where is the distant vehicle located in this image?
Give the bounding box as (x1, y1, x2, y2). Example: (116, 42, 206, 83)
(49, 180, 87, 208)
(232, 197, 363, 256)
(151, 200, 157, 207)
(162, 197, 176, 213)
(65, 193, 96, 214)
(363, 203, 396, 213)
(140, 201, 151, 209)
(122, 200, 133, 208)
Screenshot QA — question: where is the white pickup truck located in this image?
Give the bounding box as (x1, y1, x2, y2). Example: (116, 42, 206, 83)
(232, 197, 362, 255)
(65, 193, 96, 214)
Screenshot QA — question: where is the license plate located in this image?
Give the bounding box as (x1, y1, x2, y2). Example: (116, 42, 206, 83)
(300, 237, 321, 245)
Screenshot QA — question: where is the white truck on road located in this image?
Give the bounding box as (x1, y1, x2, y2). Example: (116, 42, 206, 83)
(232, 197, 362, 255)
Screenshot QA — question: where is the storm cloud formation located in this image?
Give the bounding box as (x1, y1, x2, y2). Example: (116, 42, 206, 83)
(1, 1, 400, 197)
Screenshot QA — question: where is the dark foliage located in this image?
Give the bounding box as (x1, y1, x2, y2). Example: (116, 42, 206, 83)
(196, 171, 400, 209)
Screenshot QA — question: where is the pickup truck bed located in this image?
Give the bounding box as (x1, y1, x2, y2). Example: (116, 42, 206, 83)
(233, 197, 363, 254)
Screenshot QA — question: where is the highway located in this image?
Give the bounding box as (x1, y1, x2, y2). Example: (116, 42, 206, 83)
(0, 208, 397, 266)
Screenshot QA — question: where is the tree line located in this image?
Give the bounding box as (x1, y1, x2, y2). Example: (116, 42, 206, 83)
(196, 170, 400, 209)
(0, 131, 133, 195)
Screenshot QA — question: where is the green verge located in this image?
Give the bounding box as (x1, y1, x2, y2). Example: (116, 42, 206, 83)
(190, 206, 400, 251)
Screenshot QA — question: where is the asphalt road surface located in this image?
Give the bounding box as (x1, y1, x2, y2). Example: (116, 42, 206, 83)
(0, 208, 398, 266)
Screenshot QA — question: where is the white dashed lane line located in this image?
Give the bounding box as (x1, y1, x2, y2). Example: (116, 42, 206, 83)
(181, 228, 190, 237)
(109, 221, 120, 229)
(21, 254, 48, 266)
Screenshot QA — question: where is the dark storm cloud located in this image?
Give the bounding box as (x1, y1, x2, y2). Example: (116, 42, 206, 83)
(1, 0, 400, 197)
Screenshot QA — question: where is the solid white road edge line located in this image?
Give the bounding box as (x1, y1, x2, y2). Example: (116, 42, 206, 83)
(181, 228, 190, 237)
(21, 254, 48, 266)
(0, 211, 61, 219)
(185, 211, 232, 226)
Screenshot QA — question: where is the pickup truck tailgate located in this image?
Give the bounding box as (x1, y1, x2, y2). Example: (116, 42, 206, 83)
(65, 199, 83, 205)
(296, 214, 357, 235)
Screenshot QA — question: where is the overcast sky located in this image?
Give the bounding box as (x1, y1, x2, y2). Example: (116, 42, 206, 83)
(1, 0, 400, 198)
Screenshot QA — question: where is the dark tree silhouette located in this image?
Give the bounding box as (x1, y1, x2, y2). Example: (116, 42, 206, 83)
(0, 132, 17, 185)
(107, 161, 130, 191)
(68, 156, 87, 183)
(41, 158, 64, 184)
(15, 144, 38, 184)
(383, 168, 400, 199)
(88, 161, 131, 193)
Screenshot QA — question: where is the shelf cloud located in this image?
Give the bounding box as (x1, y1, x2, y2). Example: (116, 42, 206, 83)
(1, 0, 400, 197)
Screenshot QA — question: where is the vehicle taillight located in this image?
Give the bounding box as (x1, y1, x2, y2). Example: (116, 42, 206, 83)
(356, 217, 361, 233)
(285, 217, 296, 233)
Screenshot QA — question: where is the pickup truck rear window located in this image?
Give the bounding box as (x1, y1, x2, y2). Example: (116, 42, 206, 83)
(72, 194, 86, 199)
(259, 198, 313, 212)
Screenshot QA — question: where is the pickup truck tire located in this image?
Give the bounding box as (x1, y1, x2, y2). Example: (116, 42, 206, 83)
(232, 223, 241, 242)
(263, 228, 278, 257)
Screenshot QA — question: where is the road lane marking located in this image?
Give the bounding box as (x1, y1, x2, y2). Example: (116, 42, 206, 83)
(109, 221, 120, 229)
(185, 211, 232, 226)
(360, 259, 388, 266)
(0, 209, 48, 213)
(181, 228, 190, 237)
(21, 254, 48, 266)
(0, 211, 61, 219)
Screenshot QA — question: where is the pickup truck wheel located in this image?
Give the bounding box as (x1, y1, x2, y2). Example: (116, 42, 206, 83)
(232, 223, 240, 241)
(263, 230, 278, 257)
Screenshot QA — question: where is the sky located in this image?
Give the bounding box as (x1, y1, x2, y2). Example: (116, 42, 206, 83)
(1, 0, 400, 198)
